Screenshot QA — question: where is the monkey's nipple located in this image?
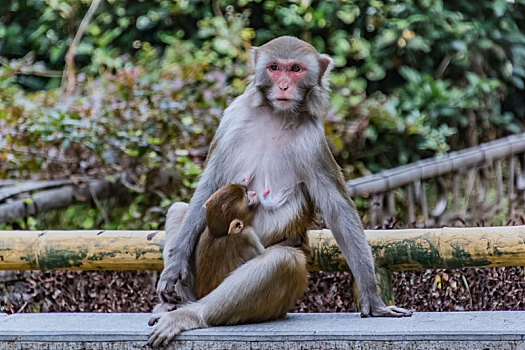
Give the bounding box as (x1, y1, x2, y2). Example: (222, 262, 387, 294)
(263, 185, 270, 198)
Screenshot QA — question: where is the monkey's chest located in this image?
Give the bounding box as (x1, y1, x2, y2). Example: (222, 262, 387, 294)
(228, 137, 305, 210)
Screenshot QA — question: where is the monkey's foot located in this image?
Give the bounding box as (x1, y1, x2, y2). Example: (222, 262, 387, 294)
(148, 308, 207, 348)
(360, 296, 413, 318)
(361, 304, 414, 318)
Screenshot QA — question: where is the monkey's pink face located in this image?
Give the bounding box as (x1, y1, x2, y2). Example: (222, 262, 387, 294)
(266, 60, 307, 111)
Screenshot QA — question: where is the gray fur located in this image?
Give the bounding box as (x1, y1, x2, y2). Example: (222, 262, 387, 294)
(152, 35, 412, 347)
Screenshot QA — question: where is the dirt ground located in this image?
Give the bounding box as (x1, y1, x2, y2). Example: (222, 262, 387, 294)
(1, 266, 523, 314)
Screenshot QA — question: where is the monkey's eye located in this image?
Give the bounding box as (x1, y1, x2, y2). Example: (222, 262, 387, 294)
(291, 64, 302, 72)
(269, 64, 278, 71)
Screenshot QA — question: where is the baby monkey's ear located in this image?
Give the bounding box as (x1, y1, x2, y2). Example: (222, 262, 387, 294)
(203, 197, 212, 208)
(228, 219, 244, 234)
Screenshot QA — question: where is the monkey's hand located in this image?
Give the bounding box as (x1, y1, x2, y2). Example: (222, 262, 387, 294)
(151, 297, 178, 314)
(360, 296, 413, 318)
(156, 258, 195, 306)
(148, 308, 206, 348)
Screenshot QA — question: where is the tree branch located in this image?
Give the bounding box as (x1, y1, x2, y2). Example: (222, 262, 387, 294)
(0, 179, 122, 225)
(60, 0, 103, 100)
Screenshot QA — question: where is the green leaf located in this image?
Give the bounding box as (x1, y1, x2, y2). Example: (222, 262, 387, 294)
(406, 36, 430, 53)
(492, 0, 507, 17)
(450, 40, 467, 52)
(399, 66, 422, 83)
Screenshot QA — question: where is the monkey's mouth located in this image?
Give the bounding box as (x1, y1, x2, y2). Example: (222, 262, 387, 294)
(271, 98, 297, 111)
(248, 197, 259, 209)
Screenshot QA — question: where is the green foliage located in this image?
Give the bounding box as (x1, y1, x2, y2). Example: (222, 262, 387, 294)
(1, 0, 525, 228)
(0, 31, 247, 228)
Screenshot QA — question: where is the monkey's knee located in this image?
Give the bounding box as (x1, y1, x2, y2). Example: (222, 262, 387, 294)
(265, 246, 309, 297)
(203, 246, 308, 326)
(248, 246, 309, 320)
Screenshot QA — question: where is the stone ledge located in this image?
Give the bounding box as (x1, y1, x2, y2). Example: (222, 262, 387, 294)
(0, 311, 524, 349)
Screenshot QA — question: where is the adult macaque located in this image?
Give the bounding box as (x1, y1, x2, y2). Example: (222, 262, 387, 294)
(196, 183, 266, 299)
(149, 35, 412, 347)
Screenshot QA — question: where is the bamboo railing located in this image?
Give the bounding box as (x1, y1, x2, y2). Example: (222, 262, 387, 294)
(347, 133, 525, 227)
(1, 227, 525, 304)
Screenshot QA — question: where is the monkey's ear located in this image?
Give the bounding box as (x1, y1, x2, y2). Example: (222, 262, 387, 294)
(249, 47, 259, 68)
(228, 219, 244, 234)
(318, 54, 334, 82)
(203, 197, 212, 209)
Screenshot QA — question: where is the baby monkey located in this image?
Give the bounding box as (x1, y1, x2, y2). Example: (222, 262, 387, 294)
(149, 183, 308, 347)
(195, 183, 264, 299)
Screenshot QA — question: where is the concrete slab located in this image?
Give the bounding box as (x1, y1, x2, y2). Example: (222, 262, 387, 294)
(0, 311, 524, 349)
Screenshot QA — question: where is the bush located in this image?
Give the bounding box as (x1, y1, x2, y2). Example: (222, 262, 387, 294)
(1, 0, 525, 228)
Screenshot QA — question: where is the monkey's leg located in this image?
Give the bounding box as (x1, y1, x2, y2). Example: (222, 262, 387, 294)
(153, 202, 195, 314)
(205, 246, 309, 325)
(148, 246, 308, 347)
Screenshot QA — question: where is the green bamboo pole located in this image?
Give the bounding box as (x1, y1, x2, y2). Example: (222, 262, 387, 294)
(1, 227, 525, 271)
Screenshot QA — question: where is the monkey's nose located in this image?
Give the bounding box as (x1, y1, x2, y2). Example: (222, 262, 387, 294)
(278, 83, 289, 91)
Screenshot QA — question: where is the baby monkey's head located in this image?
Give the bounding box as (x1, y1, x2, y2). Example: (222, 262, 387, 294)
(204, 184, 259, 237)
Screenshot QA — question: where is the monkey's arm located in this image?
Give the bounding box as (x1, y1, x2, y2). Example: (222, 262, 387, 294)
(157, 145, 222, 301)
(307, 139, 412, 317)
(240, 226, 265, 256)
